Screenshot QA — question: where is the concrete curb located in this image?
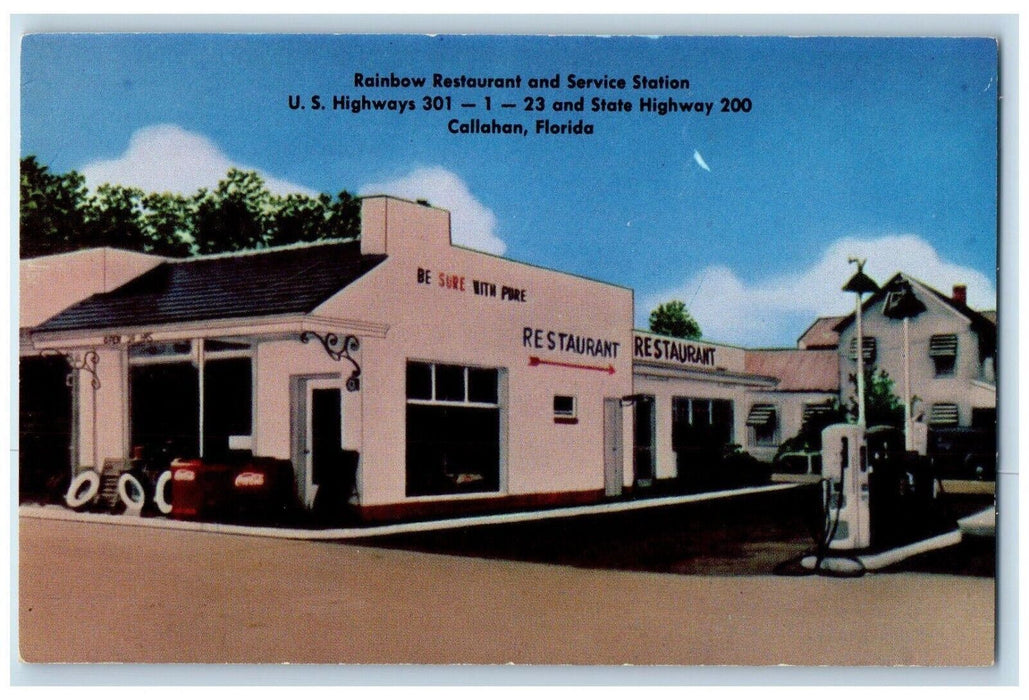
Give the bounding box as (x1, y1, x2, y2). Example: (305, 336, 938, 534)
(801, 528, 965, 574)
(20, 482, 799, 541)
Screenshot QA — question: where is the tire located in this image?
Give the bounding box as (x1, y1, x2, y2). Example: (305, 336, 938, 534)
(153, 470, 173, 515)
(65, 471, 101, 511)
(117, 473, 147, 511)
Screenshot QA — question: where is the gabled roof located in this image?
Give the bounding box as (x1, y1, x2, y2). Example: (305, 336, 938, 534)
(796, 315, 845, 350)
(744, 348, 839, 393)
(35, 240, 387, 332)
(833, 273, 996, 337)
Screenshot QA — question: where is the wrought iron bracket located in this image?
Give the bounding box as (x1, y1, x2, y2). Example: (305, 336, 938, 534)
(41, 348, 101, 390)
(300, 332, 361, 391)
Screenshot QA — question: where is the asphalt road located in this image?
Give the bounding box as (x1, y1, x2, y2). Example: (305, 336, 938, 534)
(19, 510, 994, 666)
(352, 486, 996, 577)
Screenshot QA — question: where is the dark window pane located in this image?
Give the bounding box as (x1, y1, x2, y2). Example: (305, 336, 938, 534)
(406, 362, 432, 400)
(204, 338, 251, 352)
(131, 363, 200, 463)
(203, 358, 252, 460)
(129, 340, 192, 359)
(406, 404, 500, 496)
(468, 368, 498, 404)
(435, 364, 465, 402)
(553, 395, 575, 416)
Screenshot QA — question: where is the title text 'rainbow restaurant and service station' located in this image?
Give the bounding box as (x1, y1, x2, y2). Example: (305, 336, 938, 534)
(19, 197, 996, 523)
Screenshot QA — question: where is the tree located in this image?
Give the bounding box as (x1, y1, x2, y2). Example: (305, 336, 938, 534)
(82, 183, 147, 251)
(141, 192, 196, 257)
(192, 169, 271, 254)
(19, 157, 364, 258)
(648, 300, 702, 339)
(19, 156, 89, 257)
(848, 365, 904, 428)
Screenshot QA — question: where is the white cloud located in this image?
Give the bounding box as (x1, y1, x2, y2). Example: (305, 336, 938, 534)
(81, 124, 316, 197)
(641, 234, 996, 348)
(359, 166, 506, 256)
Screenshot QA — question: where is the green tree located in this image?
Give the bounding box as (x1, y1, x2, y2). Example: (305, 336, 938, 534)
(141, 192, 196, 257)
(848, 365, 904, 428)
(192, 169, 271, 254)
(648, 300, 702, 339)
(19, 156, 89, 257)
(82, 183, 147, 251)
(20, 156, 364, 258)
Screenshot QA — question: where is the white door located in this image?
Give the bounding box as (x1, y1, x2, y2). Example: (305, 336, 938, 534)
(603, 398, 624, 497)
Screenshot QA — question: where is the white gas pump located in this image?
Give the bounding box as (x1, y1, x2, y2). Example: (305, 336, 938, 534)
(821, 424, 871, 550)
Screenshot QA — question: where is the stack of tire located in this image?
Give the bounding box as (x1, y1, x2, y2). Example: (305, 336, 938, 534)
(64, 463, 174, 516)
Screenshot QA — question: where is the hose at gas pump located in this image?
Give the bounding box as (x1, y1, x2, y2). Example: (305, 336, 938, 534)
(773, 477, 867, 578)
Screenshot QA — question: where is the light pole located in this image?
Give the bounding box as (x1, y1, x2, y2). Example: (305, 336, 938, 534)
(843, 258, 879, 427)
(883, 279, 927, 450)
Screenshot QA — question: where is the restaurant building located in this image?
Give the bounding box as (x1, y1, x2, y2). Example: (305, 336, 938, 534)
(19, 197, 996, 520)
(23, 197, 635, 521)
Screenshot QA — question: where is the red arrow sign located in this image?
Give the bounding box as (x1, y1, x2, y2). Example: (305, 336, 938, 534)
(528, 356, 616, 375)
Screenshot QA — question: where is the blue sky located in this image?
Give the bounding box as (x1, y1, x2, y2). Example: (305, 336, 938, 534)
(19, 34, 998, 346)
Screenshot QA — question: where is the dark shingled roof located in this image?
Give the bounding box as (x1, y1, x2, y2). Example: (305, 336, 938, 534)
(36, 241, 387, 332)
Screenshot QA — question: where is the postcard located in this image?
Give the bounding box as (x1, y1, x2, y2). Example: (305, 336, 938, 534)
(14, 23, 1005, 677)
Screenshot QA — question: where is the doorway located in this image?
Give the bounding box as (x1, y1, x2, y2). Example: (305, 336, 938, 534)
(633, 394, 656, 488)
(292, 376, 343, 509)
(19, 355, 74, 501)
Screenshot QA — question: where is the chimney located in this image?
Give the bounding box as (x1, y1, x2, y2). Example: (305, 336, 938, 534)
(952, 284, 968, 306)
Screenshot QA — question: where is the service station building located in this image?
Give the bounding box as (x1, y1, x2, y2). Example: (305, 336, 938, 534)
(18, 196, 995, 521)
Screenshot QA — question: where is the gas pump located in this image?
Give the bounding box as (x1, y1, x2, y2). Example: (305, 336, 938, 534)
(821, 424, 870, 551)
(819, 421, 940, 557)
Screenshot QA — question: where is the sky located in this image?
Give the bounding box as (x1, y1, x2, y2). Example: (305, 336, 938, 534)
(19, 34, 998, 347)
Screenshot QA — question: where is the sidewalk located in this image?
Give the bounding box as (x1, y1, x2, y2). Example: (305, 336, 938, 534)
(19, 482, 799, 541)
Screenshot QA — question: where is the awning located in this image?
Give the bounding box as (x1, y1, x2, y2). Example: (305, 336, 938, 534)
(847, 337, 877, 362)
(929, 403, 960, 426)
(929, 334, 958, 357)
(746, 404, 777, 427)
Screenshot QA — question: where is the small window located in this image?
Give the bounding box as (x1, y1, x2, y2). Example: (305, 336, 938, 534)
(204, 338, 251, 353)
(434, 364, 465, 402)
(128, 340, 192, 359)
(406, 362, 432, 400)
(746, 404, 779, 446)
(553, 395, 577, 424)
(929, 334, 958, 377)
(468, 368, 499, 404)
(848, 337, 877, 362)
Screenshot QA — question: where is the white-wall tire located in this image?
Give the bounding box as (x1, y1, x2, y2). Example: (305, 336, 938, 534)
(117, 473, 147, 511)
(153, 470, 173, 515)
(65, 471, 100, 510)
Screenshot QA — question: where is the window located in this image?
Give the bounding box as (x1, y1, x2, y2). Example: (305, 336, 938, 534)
(847, 337, 877, 362)
(553, 395, 577, 424)
(405, 361, 501, 497)
(929, 403, 960, 427)
(672, 397, 734, 452)
(129, 339, 253, 463)
(929, 334, 958, 377)
(128, 340, 192, 359)
(803, 402, 833, 424)
(746, 404, 779, 446)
